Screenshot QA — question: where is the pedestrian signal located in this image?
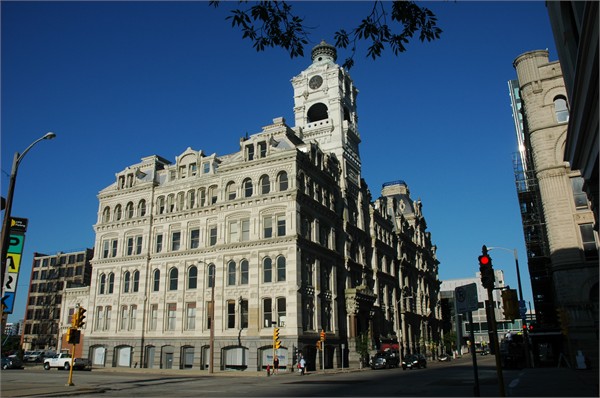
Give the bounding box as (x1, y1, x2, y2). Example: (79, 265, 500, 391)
(76, 307, 86, 328)
(501, 289, 519, 321)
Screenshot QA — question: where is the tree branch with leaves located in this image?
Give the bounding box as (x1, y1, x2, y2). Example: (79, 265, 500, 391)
(209, 1, 442, 69)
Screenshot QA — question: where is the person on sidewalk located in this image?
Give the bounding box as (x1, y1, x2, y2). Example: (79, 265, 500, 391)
(273, 356, 279, 375)
(299, 357, 306, 375)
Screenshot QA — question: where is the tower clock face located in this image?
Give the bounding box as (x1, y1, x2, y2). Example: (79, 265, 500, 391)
(309, 75, 323, 89)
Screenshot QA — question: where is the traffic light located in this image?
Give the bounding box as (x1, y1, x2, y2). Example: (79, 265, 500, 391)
(273, 327, 281, 348)
(320, 329, 326, 342)
(478, 245, 495, 289)
(76, 307, 86, 329)
(66, 327, 80, 344)
(501, 289, 519, 321)
(71, 311, 79, 328)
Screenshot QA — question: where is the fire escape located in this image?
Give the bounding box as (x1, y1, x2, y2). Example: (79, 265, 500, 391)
(513, 152, 557, 329)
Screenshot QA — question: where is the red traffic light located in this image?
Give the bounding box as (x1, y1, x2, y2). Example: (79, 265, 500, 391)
(479, 255, 490, 265)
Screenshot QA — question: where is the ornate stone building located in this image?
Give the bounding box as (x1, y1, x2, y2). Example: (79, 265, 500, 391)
(78, 42, 441, 371)
(511, 49, 598, 367)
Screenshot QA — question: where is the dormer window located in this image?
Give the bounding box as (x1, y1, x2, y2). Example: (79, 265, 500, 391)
(258, 142, 267, 158)
(189, 163, 197, 176)
(246, 145, 255, 161)
(203, 162, 211, 174)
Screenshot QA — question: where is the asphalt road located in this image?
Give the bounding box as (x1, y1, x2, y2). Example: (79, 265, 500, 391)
(1, 355, 519, 397)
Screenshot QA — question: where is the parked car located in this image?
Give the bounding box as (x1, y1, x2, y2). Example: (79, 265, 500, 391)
(2, 355, 24, 370)
(402, 353, 427, 370)
(24, 350, 44, 362)
(73, 358, 92, 371)
(370, 350, 400, 369)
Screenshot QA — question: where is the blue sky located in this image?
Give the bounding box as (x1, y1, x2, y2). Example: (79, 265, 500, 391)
(2, 1, 558, 323)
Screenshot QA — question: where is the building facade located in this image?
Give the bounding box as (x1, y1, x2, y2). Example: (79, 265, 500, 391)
(79, 42, 442, 371)
(510, 49, 598, 366)
(21, 249, 93, 352)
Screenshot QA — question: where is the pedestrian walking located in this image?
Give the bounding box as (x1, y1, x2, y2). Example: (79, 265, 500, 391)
(299, 356, 306, 375)
(273, 356, 279, 374)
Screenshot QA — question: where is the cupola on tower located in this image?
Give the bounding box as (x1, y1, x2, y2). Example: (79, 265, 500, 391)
(291, 41, 362, 188)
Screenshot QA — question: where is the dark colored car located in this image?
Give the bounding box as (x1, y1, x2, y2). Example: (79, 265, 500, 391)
(402, 353, 427, 370)
(370, 350, 400, 369)
(1, 356, 24, 370)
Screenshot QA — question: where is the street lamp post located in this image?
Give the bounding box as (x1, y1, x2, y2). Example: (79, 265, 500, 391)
(1, 132, 56, 289)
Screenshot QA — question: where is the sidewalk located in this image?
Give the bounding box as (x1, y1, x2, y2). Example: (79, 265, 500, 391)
(507, 366, 599, 397)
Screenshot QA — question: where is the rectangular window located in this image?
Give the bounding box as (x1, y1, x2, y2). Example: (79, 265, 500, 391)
(105, 306, 112, 331)
(171, 231, 181, 251)
(209, 226, 218, 246)
(135, 236, 143, 255)
(156, 234, 163, 253)
(126, 237, 134, 256)
(203, 162, 210, 174)
(190, 229, 200, 249)
(263, 298, 272, 328)
(120, 306, 128, 330)
(264, 216, 273, 238)
(149, 304, 158, 331)
(277, 215, 286, 236)
(241, 219, 250, 241)
(167, 303, 177, 331)
(130, 305, 137, 331)
(229, 221, 239, 243)
(571, 177, 589, 209)
(277, 298, 286, 327)
(227, 301, 235, 329)
(95, 306, 103, 331)
(111, 240, 118, 258)
(186, 303, 196, 330)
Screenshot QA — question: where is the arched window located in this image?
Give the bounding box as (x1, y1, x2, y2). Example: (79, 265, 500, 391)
(177, 192, 185, 211)
(167, 194, 175, 212)
(108, 272, 115, 294)
(132, 270, 140, 292)
(157, 196, 165, 214)
(199, 188, 206, 207)
(240, 259, 249, 285)
(123, 271, 131, 293)
(125, 202, 134, 219)
(114, 205, 122, 221)
(138, 200, 146, 217)
(207, 264, 215, 288)
(227, 261, 236, 286)
(276, 256, 286, 282)
(188, 190, 196, 209)
(278, 171, 288, 191)
(152, 269, 160, 292)
(99, 274, 106, 294)
(243, 178, 253, 198)
(102, 207, 111, 223)
(188, 265, 198, 289)
(263, 257, 272, 283)
(226, 181, 237, 200)
(554, 96, 569, 123)
(260, 175, 270, 194)
(307, 103, 328, 122)
(169, 268, 178, 291)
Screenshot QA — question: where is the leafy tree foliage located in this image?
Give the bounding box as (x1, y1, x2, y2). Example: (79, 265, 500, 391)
(209, 1, 442, 69)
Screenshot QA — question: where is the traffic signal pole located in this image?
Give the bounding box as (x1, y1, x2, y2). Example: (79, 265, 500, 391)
(486, 286, 506, 397)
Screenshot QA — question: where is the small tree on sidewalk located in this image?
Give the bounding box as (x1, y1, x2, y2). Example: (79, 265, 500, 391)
(355, 332, 370, 368)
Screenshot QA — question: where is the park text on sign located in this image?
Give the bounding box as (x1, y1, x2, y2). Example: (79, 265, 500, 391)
(455, 283, 479, 313)
(2, 217, 28, 314)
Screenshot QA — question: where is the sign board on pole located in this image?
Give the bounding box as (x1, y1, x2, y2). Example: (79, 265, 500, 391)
(2, 217, 28, 314)
(455, 283, 479, 313)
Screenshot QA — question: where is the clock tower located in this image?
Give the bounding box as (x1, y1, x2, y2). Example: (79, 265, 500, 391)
(291, 41, 362, 188)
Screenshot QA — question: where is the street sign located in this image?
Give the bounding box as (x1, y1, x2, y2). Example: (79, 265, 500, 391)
(455, 283, 479, 313)
(519, 300, 527, 318)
